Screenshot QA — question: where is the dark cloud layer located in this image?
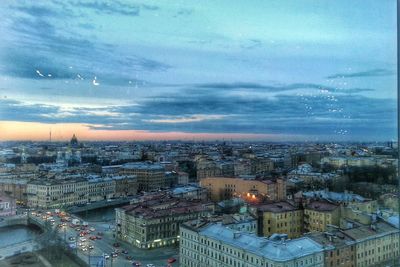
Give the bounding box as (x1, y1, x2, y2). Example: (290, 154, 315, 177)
(326, 68, 395, 79)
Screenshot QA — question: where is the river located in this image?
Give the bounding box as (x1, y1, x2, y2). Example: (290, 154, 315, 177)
(0, 225, 42, 248)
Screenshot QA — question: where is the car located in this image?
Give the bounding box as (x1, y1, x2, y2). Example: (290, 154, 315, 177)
(167, 258, 176, 263)
(113, 242, 120, 247)
(89, 236, 97, 240)
(68, 237, 75, 241)
(96, 236, 102, 240)
(111, 253, 118, 258)
(125, 255, 133, 260)
(132, 262, 141, 266)
(121, 250, 128, 254)
(146, 264, 155, 267)
(104, 254, 110, 259)
(89, 227, 95, 232)
(88, 245, 94, 249)
(81, 247, 87, 252)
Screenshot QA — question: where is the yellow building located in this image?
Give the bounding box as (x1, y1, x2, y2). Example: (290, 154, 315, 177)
(252, 201, 303, 238)
(343, 221, 399, 267)
(304, 201, 340, 232)
(200, 177, 286, 202)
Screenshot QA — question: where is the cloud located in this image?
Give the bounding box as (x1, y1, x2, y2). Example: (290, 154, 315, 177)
(0, 7, 169, 84)
(71, 1, 160, 16)
(174, 8, 194, 17)
(192, 82, 375, 94)
(326, 68, 395, 79)
(241, 39, 263, 49)
(0, 90, 396, 140)
(143, 114, 228, 124)
(72, 1, 140, 16)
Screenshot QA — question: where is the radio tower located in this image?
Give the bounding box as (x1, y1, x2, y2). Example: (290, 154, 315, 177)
(49, 129, 52, 142)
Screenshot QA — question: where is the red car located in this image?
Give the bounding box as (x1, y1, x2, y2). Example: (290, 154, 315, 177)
(167, 258, 176, 263)
(89, 236, 97, 240)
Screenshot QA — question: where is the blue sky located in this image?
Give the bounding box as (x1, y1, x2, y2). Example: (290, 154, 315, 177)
(0, 0, 397, 141)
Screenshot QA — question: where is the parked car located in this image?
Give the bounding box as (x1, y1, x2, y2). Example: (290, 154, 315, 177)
(121, 250, 128, 254)
(126, 255, 133, 260)
(113, 242, 120, 247)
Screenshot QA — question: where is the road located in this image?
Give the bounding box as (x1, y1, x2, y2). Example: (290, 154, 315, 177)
(29, 210, 179, 267)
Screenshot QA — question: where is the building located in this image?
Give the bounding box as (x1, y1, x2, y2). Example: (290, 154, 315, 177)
(250, 201, 303, 238)
(114, 175, 138, 197)
(172, 185, 208, 200)
(26, 174, 138, 209)
(87, 175, 115, 202)
(307, 229, 356, 267)
(200, 177, 286, 202)
(0, 176, 29, 205)
(120, 162, 165, 192)
(180, 222, 324, 267)
(27, 177, 88, 209)
(115, 197, 212, 249)
(343, 222, 399, 267)
(0, 195, 16, 216)
(304, 201, 340, 232)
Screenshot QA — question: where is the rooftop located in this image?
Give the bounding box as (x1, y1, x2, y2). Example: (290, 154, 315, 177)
(187, 223, 323, 262)
(306, 201, 339, 212)
(121, 162, 165, 171)
(342, 221, 398, 241)
(255, 201, 299, 213)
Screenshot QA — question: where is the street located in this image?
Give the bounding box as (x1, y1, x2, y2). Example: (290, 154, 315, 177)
(29, 209, 179, 267)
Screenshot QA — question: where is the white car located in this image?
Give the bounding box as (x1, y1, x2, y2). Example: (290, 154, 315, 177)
(146, 264, 155, 267)
(104, 254, 110, 259)
(79, 237, 86, 242)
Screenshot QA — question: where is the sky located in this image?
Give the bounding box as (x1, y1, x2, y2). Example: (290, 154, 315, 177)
(0, 0, 397, 141)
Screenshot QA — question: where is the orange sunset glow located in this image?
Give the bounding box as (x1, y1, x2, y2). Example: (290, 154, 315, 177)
(0, 121, 274, 141)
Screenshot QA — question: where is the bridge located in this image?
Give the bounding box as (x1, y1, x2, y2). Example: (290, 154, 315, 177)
(0, 214, 28, 227)
(0, 240, 41, 260)
(0, 215, 46, 260)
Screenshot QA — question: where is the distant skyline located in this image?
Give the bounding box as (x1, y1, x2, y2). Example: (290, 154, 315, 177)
(0, 0, 397, 141)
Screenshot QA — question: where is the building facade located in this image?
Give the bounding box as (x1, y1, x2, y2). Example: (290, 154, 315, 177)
(200, 177, 286, 202)
(304, 201, 340, 232)
(180, 222, 324, 267)
(115, 197, 212, 249)
(251, 201, 303, 238)
(120, 162, 165, 192)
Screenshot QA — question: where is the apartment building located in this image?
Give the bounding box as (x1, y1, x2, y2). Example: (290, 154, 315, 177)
(27, 177, 88, 208)
(251, 201, 303, 238)
(307, 230, 356, 267)
(304, 201, 340, 232)
(180, 222, 324, 267)
(115, 197, 212, 249)
(343, 222, 400, 267)
(200, 177, 286, 202)
(120, 162, 165, 192)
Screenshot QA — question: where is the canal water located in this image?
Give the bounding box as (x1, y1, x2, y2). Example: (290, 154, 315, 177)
(74, 205, 122, 222)
(0, 225, 42, 248)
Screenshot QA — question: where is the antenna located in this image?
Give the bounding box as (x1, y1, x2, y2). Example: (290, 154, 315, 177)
(49, 128, 52, 142)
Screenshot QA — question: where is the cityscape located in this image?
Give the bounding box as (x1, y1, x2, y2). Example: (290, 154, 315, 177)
(0, 137, 398, 266)
(0, 1, 398, 267)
